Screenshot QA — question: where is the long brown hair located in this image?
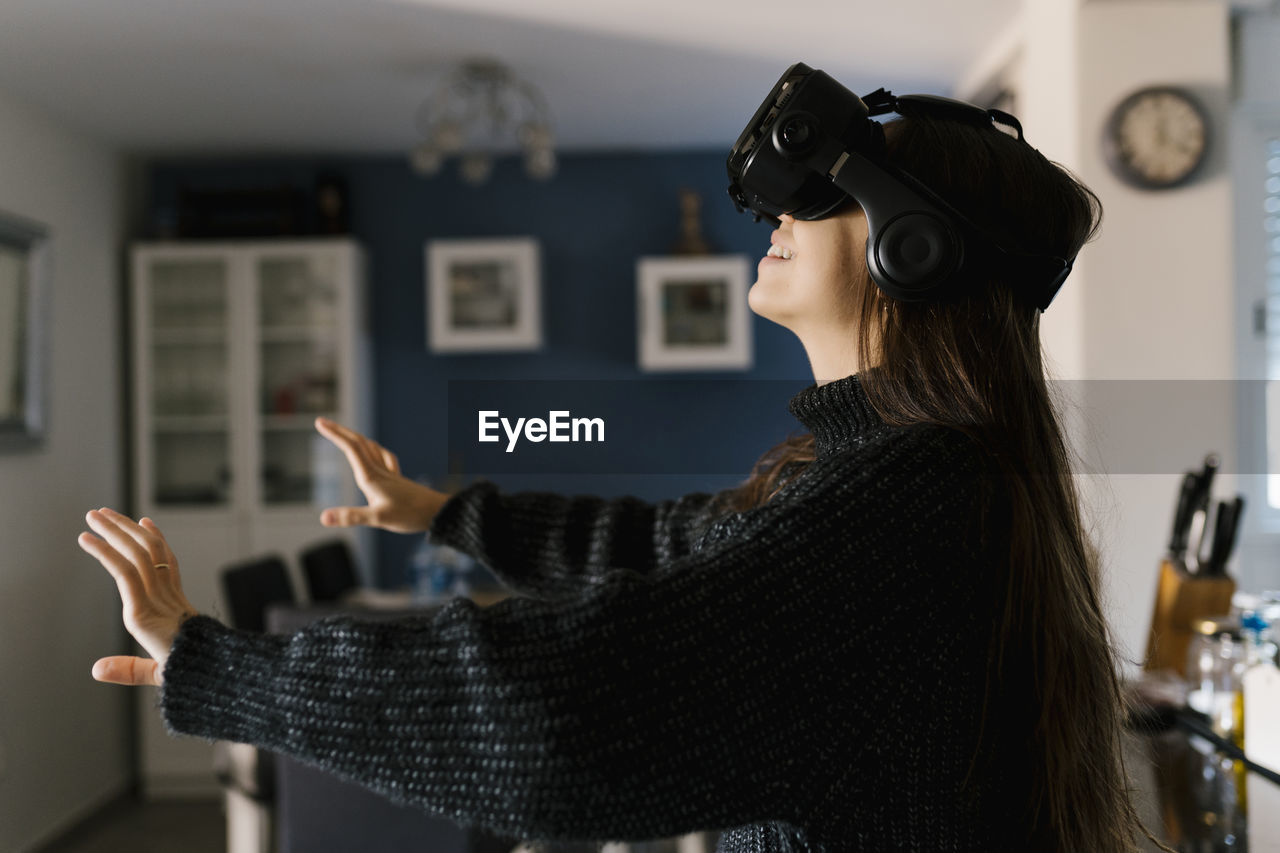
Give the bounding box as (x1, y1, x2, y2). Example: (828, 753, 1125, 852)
(713, 115, 1154, 851)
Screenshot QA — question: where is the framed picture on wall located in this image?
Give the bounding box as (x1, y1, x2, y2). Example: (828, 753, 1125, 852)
(0, 210, 50, 450)
(636, 255, 752, 371)
(426, 237, 542, 352)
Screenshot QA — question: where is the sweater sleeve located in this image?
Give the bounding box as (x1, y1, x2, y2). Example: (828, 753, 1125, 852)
(159, 425, 989, 844)
(426, 481, 725, 599)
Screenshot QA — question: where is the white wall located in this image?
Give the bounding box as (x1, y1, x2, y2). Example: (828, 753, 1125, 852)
(965, 0, 1237, 671)
(0, 89, 131, 852)
(1075, 1, 1235, 670)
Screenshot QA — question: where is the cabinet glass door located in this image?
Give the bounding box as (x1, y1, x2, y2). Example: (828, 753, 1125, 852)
(147, 258, 232, 507)
(257, 253, 343, 506)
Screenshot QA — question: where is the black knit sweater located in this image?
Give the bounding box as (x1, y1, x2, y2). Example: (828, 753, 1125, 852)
(160, 373, 1019, 851)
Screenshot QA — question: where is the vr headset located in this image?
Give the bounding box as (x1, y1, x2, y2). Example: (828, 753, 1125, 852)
(726, 62, 1073, 311)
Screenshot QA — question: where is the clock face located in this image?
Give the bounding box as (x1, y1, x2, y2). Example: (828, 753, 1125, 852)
(1104, 87, 1209, 189)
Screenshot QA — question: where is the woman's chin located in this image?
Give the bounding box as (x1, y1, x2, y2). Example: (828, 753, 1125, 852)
(746, 291, 797, 332)
(746, 283, 772, 321)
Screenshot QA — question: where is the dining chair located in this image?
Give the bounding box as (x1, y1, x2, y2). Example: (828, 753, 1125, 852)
(298, 538, 360, 603)
(217, 553, 297, 853)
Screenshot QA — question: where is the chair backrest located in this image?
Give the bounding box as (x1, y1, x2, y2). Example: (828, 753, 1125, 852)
(221, 555, 296, 633)
(299, 538, 360, 603)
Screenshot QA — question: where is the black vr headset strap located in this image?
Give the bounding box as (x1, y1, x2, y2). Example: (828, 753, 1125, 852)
(867, 90, 1026, 141)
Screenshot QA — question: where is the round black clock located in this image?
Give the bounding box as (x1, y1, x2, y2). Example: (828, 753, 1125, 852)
(1103, 86, 1210, 190)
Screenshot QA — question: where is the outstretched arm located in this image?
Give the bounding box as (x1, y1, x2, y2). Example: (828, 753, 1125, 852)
(315, 416, 727, 596)
(426, 481, 724, 599)
(77, 496, 848, 837)
(160, 501, 850, 843)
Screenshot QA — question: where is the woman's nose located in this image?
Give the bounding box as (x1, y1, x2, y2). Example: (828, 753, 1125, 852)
(778, 213, 795, 224)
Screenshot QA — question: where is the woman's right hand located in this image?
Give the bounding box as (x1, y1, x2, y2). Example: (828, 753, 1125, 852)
(314, 417, 449, 534)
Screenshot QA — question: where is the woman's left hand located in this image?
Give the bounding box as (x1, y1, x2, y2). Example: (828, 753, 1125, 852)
(78, 508, 199, 687)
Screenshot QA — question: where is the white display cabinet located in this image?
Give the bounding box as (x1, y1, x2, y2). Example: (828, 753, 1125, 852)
(130, 238, 373, 796)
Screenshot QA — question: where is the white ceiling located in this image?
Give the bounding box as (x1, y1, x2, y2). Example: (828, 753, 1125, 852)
(0, 0, 1022, 156)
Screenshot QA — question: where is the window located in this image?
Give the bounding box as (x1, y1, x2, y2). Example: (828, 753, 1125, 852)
(1233, 111, 1280, 590)
(1264, 140, 1280, 510)
(1232, 12, 1280, 589)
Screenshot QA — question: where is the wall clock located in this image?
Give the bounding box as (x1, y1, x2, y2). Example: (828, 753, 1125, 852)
(1103, 86, 1210, 190)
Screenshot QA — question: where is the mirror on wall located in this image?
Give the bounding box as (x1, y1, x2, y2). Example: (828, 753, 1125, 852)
(0, 210, 49, 449)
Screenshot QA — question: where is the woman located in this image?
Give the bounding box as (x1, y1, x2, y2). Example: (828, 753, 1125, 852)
(79, 110, 1150, 851)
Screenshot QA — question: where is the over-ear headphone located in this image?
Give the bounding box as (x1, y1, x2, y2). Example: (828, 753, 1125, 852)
(726, 63, 1074, 311)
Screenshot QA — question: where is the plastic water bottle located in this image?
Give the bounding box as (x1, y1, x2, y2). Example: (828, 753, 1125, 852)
(429, 547, 461, 598)
(408, 536, 476, 601)
(408, 535, 439, 601)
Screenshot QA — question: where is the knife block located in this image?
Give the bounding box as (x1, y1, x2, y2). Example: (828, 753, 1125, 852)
(1144, 557, 1236, 677)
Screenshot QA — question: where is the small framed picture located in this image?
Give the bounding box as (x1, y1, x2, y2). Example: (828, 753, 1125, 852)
(636, 255, 752, 371)
(426, 237, 541, 352)
(0, 210, 50, 450)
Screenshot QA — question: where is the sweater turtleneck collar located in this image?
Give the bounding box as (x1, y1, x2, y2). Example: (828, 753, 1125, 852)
(787, 371, 888, 456)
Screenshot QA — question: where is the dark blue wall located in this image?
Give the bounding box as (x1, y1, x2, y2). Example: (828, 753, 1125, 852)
(146, 150, 816, 585)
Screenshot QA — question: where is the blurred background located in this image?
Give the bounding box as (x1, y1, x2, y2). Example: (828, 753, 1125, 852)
(1, 0, 1278, 850)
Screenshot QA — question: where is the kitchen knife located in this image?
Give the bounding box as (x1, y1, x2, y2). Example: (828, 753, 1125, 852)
(1206, 496, 1245, 577)
(1204, 499, 1232, 577)
(1168, 470, 1200, 564)
(1188, 453, 1220, 573)
(1223, 495, 1245, 571)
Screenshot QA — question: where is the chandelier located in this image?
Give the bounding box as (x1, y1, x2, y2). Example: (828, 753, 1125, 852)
(409, 59, 557, 184)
